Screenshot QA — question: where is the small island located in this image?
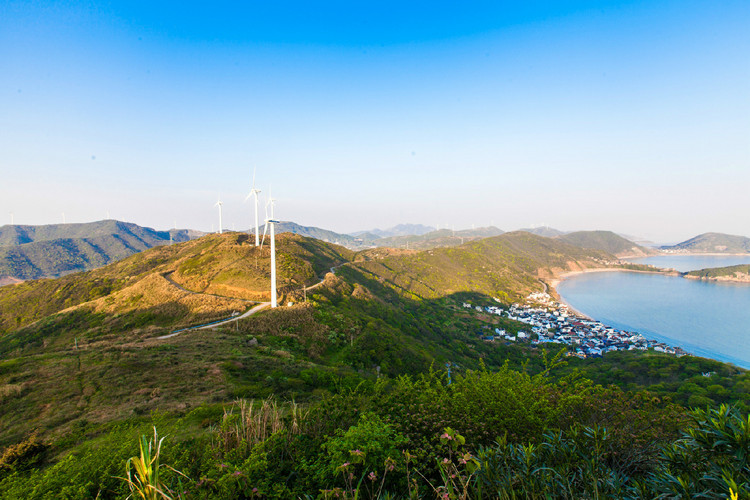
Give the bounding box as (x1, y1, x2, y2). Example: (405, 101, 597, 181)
(684, 264, 750, 283)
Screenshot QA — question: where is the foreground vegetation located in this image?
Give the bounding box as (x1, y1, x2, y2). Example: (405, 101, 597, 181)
(1, 366, 747, 499)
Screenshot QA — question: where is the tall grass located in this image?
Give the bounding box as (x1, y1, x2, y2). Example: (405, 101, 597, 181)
(216, 397, 309, 454)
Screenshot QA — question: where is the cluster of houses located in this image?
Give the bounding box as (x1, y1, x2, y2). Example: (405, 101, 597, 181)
(462, 292, 686, 359)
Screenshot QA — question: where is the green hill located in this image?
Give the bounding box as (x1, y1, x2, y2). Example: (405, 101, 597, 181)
(346, 231, 614, 302)
(0, 232, 352, 335)
(662, 232, 750, 254)
(0, 220, 201, 280)
(556, 230, 655, 258)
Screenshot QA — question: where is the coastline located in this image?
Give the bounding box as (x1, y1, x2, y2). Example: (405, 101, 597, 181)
(550, 265, 750, 370)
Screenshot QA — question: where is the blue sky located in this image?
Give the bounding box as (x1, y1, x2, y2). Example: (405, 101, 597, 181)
(1, 0, 748, 242)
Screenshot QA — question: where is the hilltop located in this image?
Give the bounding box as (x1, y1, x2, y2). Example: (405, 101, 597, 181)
(661, 232, 750, 254)
(0, 232, 352, 335)
(0, 220, 202, 281)
(556, 230, 656, 258)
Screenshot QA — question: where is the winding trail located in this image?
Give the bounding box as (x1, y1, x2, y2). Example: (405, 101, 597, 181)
(155, 265, 344, 340)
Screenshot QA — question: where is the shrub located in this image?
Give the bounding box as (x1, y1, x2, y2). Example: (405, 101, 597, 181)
(0, 433, 48, 477)
(319, 412, 408, 486)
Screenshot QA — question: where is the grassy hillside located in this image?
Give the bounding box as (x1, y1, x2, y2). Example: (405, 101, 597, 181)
(0, 230, 615, 444)
(0, 232, 352, 334)
(556, 230, 655, 258)
(0, 220, 200, 280)
(0, 229, 748, 499)
(662, 232, 750, 254)
(345, 231, 615, 303)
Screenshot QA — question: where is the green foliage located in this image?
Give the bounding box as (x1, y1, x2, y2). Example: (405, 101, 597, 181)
(564, 350, 750, 412)
(475, 426, 630, 499)
(320, 412, 408, 483)
(0, 433, 48, 478)
(651, 404, 750, 498)
(121, 427, 188, 499)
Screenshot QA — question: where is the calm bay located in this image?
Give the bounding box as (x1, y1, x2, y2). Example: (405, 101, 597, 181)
(556, 256, 750, 369)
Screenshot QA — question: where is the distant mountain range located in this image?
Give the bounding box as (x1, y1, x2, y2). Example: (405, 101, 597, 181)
(518, 226, 566, 238)
(0, 220, 203, 281)
(351, 223, 435, 238)
(661, 232, 750, 254)
(4, 218, 747, 284)
(249, 221, 364, 247)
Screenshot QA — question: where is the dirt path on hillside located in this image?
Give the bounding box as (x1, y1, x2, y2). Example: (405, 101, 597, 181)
(161, 272, 257, 302)
(156, 265, 345, 339)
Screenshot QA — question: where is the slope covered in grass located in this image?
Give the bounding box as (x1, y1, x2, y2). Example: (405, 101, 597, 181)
(0, 232, 353, 334)
(556, 230, 655, 258)
(346, 231, 615, 302)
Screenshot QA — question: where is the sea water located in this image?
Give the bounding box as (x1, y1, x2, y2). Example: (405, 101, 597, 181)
(556, 265, 750, 369)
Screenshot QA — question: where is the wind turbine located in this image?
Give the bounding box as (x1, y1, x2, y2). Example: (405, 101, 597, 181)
(244, 168, 262, 246)
(9, 212, 13, 225)
(260, 192, 278, 308)
(214, 197, 223, 234)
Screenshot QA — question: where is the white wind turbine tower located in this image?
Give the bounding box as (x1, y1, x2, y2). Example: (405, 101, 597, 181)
(214, 197, 224, 234)
(244, 168, 262, 246)
(260, 190, 278, 308)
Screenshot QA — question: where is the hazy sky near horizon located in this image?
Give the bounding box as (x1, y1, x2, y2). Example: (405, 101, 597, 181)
(1, 1, 748, 243)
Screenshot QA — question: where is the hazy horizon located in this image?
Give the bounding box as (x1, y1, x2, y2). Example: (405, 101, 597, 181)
(2, 1, 748, 243)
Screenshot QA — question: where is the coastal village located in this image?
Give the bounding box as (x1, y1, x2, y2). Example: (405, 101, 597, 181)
(464, 292, 687, 359)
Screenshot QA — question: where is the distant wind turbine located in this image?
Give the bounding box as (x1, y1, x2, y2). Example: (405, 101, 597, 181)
(9, 212, 13, 225)
(62, 212, 66, 224)
(260, 192, 278, 308)
(244, 167, 262, 246)
(214, 197, 223, 234)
